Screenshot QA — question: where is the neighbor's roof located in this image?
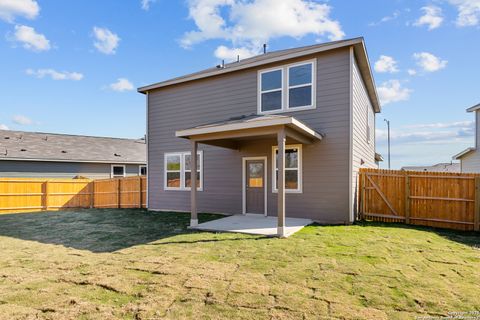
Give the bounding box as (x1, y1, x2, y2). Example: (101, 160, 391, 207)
(466, 103, 480, 112)
(138, 37, 381, 113)
(0, 130, 146, 164)
(401, 163, 460, 173)
(176, 114, 323, 141)
(453, 147, 475, 160)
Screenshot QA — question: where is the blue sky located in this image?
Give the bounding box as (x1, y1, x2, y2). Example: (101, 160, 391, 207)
(0, 0, 479, 169)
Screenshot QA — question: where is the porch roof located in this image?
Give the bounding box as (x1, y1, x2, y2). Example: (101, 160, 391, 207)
(175, 114, 323, 148)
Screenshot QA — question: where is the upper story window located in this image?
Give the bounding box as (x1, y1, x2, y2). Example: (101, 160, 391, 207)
(258, 60, 316, 114)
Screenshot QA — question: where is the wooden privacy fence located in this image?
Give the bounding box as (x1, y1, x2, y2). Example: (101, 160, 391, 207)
(359, 168, 480, 231)
(0, 176, 147, 214)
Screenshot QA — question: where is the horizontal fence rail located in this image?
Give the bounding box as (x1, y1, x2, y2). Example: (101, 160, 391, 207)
(0, 176, 147, 214)
(359, 168, 480, 232)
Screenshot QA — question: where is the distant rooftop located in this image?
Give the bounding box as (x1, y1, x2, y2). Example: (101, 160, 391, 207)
(401, 163, 460, 173)
(0, 130, 146, 164)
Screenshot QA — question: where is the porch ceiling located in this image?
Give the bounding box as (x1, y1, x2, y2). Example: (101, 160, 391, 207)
(175, 114, 323, 149)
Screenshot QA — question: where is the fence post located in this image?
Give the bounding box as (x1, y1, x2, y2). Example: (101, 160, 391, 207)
(138, 176, 142, 209)
(90, 181, 94, 209)
(43, 180, 49, 211)
(405, 175, 410, 224)
(474, 177, 480, 232)
(360, 172, 365, 219)
(117, 179, 121, 209)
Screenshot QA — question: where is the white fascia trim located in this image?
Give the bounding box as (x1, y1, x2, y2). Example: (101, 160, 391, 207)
(138, 38, 363, 93)
(452, 147, 475, 160)
(176, 117, 322, 141)
(466, 104, 480, 112)
(0, 157, 145, 165)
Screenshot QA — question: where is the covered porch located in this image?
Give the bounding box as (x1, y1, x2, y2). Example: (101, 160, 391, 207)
(175, 114, 323, 237)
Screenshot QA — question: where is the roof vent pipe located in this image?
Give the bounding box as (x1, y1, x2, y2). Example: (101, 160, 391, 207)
(237, 55, 240, 63)
(263, 43, 267, 54)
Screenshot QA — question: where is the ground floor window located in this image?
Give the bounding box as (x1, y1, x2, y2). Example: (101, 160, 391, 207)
(164, 151, 203, 191)
(139, 165, 147, 176)
(111, 165, 126, 178)
(272, 144, 302, 193)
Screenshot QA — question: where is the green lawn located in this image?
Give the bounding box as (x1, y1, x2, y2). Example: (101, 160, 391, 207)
(0, 209, 478, 319)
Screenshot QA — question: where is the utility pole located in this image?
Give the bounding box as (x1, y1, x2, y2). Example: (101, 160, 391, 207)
(384, 119, 391, 169)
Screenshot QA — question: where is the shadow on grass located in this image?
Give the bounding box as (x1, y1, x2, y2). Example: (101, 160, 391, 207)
(0, 209, 222, 253)
(355, 220, 480, 248)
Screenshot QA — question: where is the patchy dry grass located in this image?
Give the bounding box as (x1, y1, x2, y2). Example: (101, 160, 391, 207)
(0, 209, 478, 319)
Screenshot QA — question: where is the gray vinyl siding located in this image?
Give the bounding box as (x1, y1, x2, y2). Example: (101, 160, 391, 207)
(351, 54, 377, 220)
(147, 48, 352, 223)
(0, 161, 143, 179)
(459, 111, 480, 173)
(460, 151, 480, 173)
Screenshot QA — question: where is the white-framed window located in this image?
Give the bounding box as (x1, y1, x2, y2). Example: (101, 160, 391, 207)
(139, 165, 147, 176)
(258, 60, 316, 114)
(272, 144, 302, 193)
(111, 164, 126, 178)
(164, 151, 203, 191)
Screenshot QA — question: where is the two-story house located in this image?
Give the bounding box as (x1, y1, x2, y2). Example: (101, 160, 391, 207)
(453, 103, 480, 172)
(138, 37, 381, 236)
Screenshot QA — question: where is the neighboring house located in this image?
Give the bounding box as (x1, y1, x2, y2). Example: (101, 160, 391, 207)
(0, 130, 146, 179)
(453, 103, 480, 172)
(401, 163, 460, 173)
(139, 37, 380, 233)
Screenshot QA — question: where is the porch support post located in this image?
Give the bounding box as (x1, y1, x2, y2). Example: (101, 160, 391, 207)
(190, 140, 198, 227)
(277, 127, 286, 237)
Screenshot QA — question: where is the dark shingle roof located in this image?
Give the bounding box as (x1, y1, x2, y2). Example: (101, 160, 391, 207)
(0, 130, 146, 164)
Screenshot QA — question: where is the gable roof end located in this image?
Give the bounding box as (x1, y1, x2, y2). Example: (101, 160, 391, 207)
(453, 147, 475, 160)
(138, 37, 380, 113)
(466, 103, 480, 112)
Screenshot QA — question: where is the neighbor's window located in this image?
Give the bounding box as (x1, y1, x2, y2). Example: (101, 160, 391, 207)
(259, 60, 315, 114)
(139, 165, 147, 176)
(272, 145, 302, 193)
(164, 151, 203, 190)
(111, 165, 125, 178)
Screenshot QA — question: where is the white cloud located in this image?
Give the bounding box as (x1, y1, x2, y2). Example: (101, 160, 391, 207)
(13, 115, 33, 125)
(448, 0, 480, 26)
(413, 52, 448, 72)
(214, 45, 259, 61)
(377, 80, 412, 106)
(414, 5, 443, 30)
(93, 27, 120, 55)
(109, 78, 134, 92)
(0, 0, 39, 22)
(374, 55, 399, 73)
(26, 68, 83, 81)
(141, 0, 155, 10)
(407, 69, 417, 76)
(0, 124, 9, 130)
(369, 10, 401, 26)
(11, 24, 50, 51)
(406, 121, 474, 129)
(181, 0, 344, 57)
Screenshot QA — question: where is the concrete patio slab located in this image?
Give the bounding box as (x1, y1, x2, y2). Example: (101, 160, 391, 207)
(191, 214, 312, 237)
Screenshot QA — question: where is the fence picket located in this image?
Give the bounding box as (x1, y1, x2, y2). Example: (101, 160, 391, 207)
(359, 168, 478, 231)
(0, 176, 147, 214)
